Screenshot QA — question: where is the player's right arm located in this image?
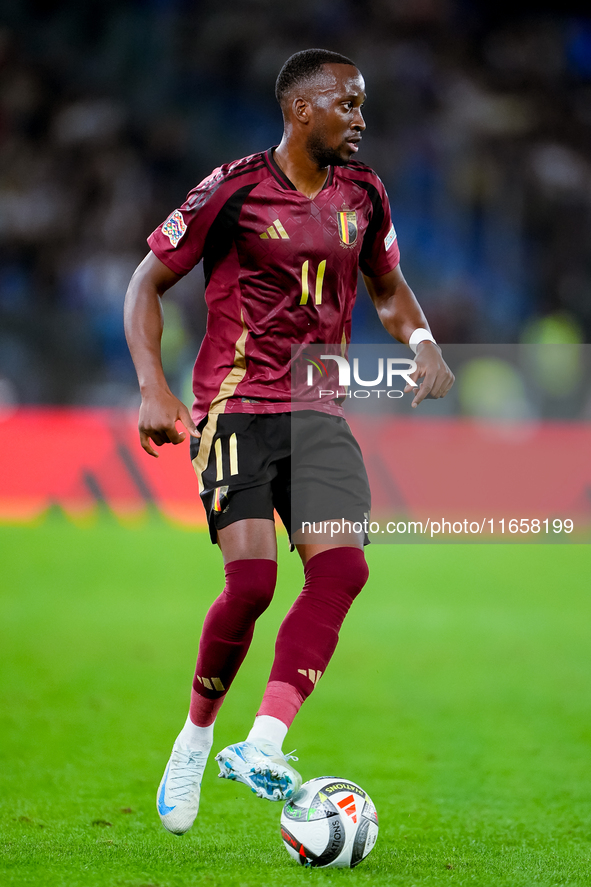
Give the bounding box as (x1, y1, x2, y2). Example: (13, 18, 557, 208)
(124, 250, 199, 457)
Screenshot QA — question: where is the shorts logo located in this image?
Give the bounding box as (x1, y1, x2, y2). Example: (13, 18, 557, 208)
(384, 223, 397, 251)
(213, 484, 229, 512)
(162, 210, 187, 247)
(337, 210, 357, 246)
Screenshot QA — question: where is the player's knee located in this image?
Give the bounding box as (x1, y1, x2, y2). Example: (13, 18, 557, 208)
(223, 557, 277, 616)
(304, 546, 369, 601)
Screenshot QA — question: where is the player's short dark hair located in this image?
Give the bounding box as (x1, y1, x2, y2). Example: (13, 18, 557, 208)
(275, 48, 357, 108)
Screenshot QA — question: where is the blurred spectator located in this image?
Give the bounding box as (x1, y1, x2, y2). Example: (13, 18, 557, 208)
(0, 2, 590, 405)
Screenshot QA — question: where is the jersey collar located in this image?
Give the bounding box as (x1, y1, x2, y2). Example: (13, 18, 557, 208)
(265, 147, 334, 193)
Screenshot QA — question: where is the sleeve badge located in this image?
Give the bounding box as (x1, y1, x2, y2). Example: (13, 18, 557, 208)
(161, 210, 187, 248)
(384, 223, 397, 251)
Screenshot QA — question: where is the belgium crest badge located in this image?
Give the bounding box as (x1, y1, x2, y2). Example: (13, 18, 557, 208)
(337, 210, 358, 247)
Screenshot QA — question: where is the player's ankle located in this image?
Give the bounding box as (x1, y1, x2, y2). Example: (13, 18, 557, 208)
(247, 714, 288, 750)
(178, 713, 215, 751)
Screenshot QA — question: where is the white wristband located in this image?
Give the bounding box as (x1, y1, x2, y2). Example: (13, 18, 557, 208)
(408, 328, 436, 354)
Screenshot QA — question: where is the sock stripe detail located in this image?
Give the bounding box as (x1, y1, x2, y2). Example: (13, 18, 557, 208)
(297, 668, 322, 686)
(196, 675, 226, 692)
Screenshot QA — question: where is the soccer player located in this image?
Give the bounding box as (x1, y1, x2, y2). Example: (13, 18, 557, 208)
(124, 48, 453, 836)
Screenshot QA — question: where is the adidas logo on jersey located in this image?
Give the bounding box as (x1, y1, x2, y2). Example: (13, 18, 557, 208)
(260, 219, 289, 240)
(298, 668, 322, 685)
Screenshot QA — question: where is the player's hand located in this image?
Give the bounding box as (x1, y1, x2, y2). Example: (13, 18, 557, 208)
(138, 387, 200, 457)
(405, 341, 454, 408)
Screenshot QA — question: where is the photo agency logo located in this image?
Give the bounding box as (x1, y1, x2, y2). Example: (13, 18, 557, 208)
(305, 354, 418, 399)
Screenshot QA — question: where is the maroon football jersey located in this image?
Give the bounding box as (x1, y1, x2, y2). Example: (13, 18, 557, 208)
(148, 148, 400, 424)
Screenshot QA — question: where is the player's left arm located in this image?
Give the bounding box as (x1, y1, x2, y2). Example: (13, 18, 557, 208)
(363, 265, 455, 407)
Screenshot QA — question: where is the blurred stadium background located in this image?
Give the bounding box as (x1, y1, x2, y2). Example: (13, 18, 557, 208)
(1, 0, 590, 526)
(1, 0, 590, 413)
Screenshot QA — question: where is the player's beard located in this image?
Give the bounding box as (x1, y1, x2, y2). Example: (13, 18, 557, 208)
(306, 129, 351, 168)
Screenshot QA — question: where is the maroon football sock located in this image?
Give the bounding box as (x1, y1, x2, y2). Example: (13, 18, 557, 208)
(259, 547, 369, 726)
(189, 688, 225, 728)
(191, 558, 277, 712)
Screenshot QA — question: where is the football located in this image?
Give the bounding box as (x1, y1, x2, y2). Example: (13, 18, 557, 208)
(280, 777, 378, 868)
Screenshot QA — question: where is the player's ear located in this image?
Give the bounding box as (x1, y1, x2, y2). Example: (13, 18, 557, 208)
(293, 97, 312, 124)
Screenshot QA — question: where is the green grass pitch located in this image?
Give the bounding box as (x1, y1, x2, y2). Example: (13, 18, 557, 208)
(1, 512, 590, 886)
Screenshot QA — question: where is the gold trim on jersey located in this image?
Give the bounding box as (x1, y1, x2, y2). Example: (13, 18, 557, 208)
(192, 312, 249, 493)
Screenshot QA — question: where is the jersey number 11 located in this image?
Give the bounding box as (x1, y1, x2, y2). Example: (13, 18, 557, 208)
(299, 259, 327, 306)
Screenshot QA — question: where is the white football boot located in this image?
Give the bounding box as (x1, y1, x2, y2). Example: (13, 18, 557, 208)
(215, 740, 301, 801)
(157, 740, 208, 835)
